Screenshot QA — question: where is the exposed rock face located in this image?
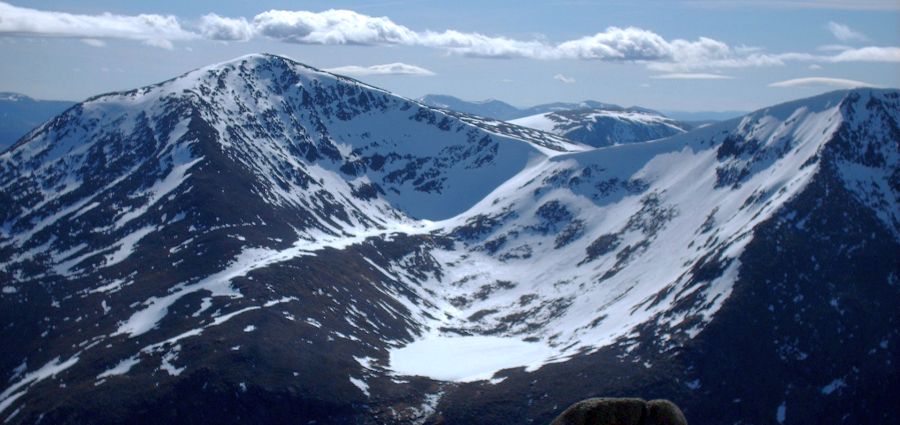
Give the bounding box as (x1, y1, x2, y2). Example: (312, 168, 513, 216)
(551, 398, 687, 425)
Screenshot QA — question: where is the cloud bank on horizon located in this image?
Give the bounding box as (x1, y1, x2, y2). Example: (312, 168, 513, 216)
(0, 0, 897, 110)
(0, 1, 897, 76)
(324, 63, 435, 77)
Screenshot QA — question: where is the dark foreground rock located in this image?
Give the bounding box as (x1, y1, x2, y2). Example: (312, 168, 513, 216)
(551, 398, 687, 425)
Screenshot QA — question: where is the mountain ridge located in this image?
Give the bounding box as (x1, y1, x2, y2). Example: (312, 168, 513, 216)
(419, 94, 629, 121)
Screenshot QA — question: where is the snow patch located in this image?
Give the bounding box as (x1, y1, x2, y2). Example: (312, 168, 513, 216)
(388, 335, 554, 382)
(96, 356, 140, 379)
(349, 377, 370, 397)
(821, 378, 847, 395)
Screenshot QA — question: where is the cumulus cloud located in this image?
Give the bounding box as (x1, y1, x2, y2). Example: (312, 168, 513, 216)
(769, 77, 878, 88)
(0, 1, 194, 47)
(199, 14, 254, 41)
(827, 22, 867, 42)
(251, 9, 416, 45)
(325, 63, 435, 76)
(553, 74, 576, 84)
(651, 73, 734, 79)
(555, 27, 672, 60)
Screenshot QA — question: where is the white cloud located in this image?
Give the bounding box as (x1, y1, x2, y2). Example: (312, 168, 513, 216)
(325, 63, 435, 76)
(0, 1, 194, 47)
(198, 11, 757, 67)
(555, 27, 672, 60)
(81, 38, 105, 47)
(651, 73, 734, 79)
(809, 64, 823, 70)
(251, 9, 417, 45)
(199, 14, 253, 42)
(553, 74, 576, 84)
(827, 46, 900, 62)
(827, 22, 867, 42)
(769, 77, 878, 88)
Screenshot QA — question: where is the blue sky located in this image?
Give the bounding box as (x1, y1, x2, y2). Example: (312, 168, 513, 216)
(0, 0, 898, 111)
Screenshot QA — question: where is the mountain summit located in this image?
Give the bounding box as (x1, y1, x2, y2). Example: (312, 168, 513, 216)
(1, 55, 897, 424)
(510, 106, 690, 147)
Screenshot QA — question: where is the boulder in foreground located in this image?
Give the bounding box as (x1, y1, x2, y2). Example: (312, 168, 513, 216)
(551, 398, 687, 425)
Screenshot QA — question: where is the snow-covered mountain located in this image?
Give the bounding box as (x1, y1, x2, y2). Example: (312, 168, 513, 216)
(419, 94, 620, 121)
(510, 106, 690, 147)
(0, 55, 897, 425)
(419, 94, 690, 147)
(0, 93, 75, 150)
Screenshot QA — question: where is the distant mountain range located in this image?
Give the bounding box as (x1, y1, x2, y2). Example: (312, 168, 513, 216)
(419, 94, 746, 123)
(421, 94, 692, 147)
(0, 92, 741, 153)
(1, 55, 896, 425)
(0, 93, 75, 150)
(419, 94, 622, 121)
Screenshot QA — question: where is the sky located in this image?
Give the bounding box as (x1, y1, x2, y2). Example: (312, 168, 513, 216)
(0, 0, 898, 112)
